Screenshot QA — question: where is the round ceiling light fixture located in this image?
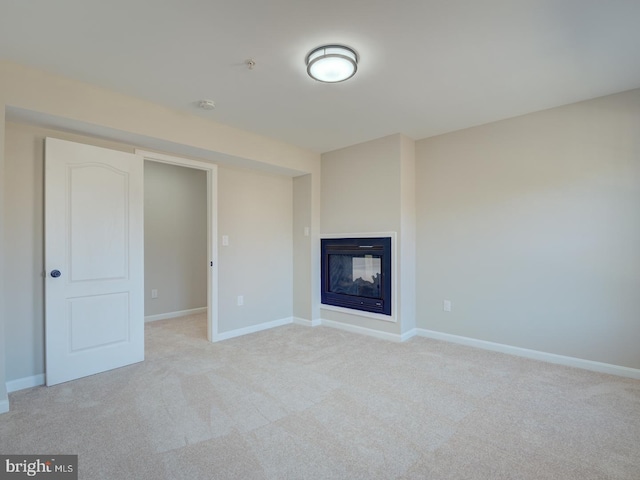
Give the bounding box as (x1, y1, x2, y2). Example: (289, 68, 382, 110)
(306, 45, 358, 83)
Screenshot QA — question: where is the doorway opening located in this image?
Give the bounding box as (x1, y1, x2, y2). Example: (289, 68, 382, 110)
(137, 150, 218, 341)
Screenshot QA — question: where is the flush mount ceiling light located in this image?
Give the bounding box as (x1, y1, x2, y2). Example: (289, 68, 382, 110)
(306, 45, 358, 83)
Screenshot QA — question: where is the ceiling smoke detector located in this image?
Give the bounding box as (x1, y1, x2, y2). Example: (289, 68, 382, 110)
(198, 99, 216, 110)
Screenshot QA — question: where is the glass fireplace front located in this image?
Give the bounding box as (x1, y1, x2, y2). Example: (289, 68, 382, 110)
(321, 237, 391, 315)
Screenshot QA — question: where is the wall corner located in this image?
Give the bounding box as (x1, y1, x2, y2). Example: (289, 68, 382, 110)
(0, 103, 9, 412)
(399, 135, 417, 333)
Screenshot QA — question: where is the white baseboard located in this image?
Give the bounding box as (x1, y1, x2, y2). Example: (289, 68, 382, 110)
(414, 328, 640, 380)
(145, 307, 207, 323)
(213, 317, 293, 342)
(0, 396, 9, 414)
(400, 329, 418, 342)
(320, 318, 405, 343)
(295, 319, 640, 379)
(6, 374, 46, 393)
(293, 317, 321, 327)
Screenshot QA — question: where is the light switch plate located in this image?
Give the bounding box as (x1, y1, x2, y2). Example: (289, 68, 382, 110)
(443, 299, 452, 312)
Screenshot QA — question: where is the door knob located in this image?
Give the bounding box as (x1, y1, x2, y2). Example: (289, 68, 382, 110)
(50, 270, 62, 278)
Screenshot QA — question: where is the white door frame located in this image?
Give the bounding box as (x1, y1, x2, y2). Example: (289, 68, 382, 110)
(136, 150, 218, 342)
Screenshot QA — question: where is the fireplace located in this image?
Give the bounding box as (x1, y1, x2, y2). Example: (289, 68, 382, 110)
(321, 237, 392, 315)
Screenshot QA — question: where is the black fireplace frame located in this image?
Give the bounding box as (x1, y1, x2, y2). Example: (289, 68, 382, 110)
(321, 237, 392, 316)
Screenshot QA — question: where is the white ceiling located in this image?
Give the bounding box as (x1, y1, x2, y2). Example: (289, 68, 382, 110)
(2, 0, 640, 153)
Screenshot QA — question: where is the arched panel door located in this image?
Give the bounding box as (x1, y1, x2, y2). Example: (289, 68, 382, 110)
(45, 137, 144, 386)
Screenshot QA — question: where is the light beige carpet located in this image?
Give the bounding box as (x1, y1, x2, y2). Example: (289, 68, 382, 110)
(1, 314, 639, 479)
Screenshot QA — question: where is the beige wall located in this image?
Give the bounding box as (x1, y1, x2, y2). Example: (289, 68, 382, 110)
(217, 167, 293, 332)
(292, 171, 322, 325)
(322, 135, 402, 234)
(144, 161, 207, 317)
(321, 134, 416, 334)
(293, 174, 312, 320)
(399, 135, 416, 333)
(0, 62, 318, 174)
(416, 89, 640, 369)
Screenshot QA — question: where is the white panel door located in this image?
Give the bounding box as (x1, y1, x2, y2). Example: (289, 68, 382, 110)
(45, 137, 144, 386)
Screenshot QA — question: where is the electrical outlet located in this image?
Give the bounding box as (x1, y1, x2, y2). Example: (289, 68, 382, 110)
(304, 227, 310, 237)
(151, 289, 158, 299)
(222, 235, 229, 246)
(237, 295, 244, 306)
(443, 299, 452, 312)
